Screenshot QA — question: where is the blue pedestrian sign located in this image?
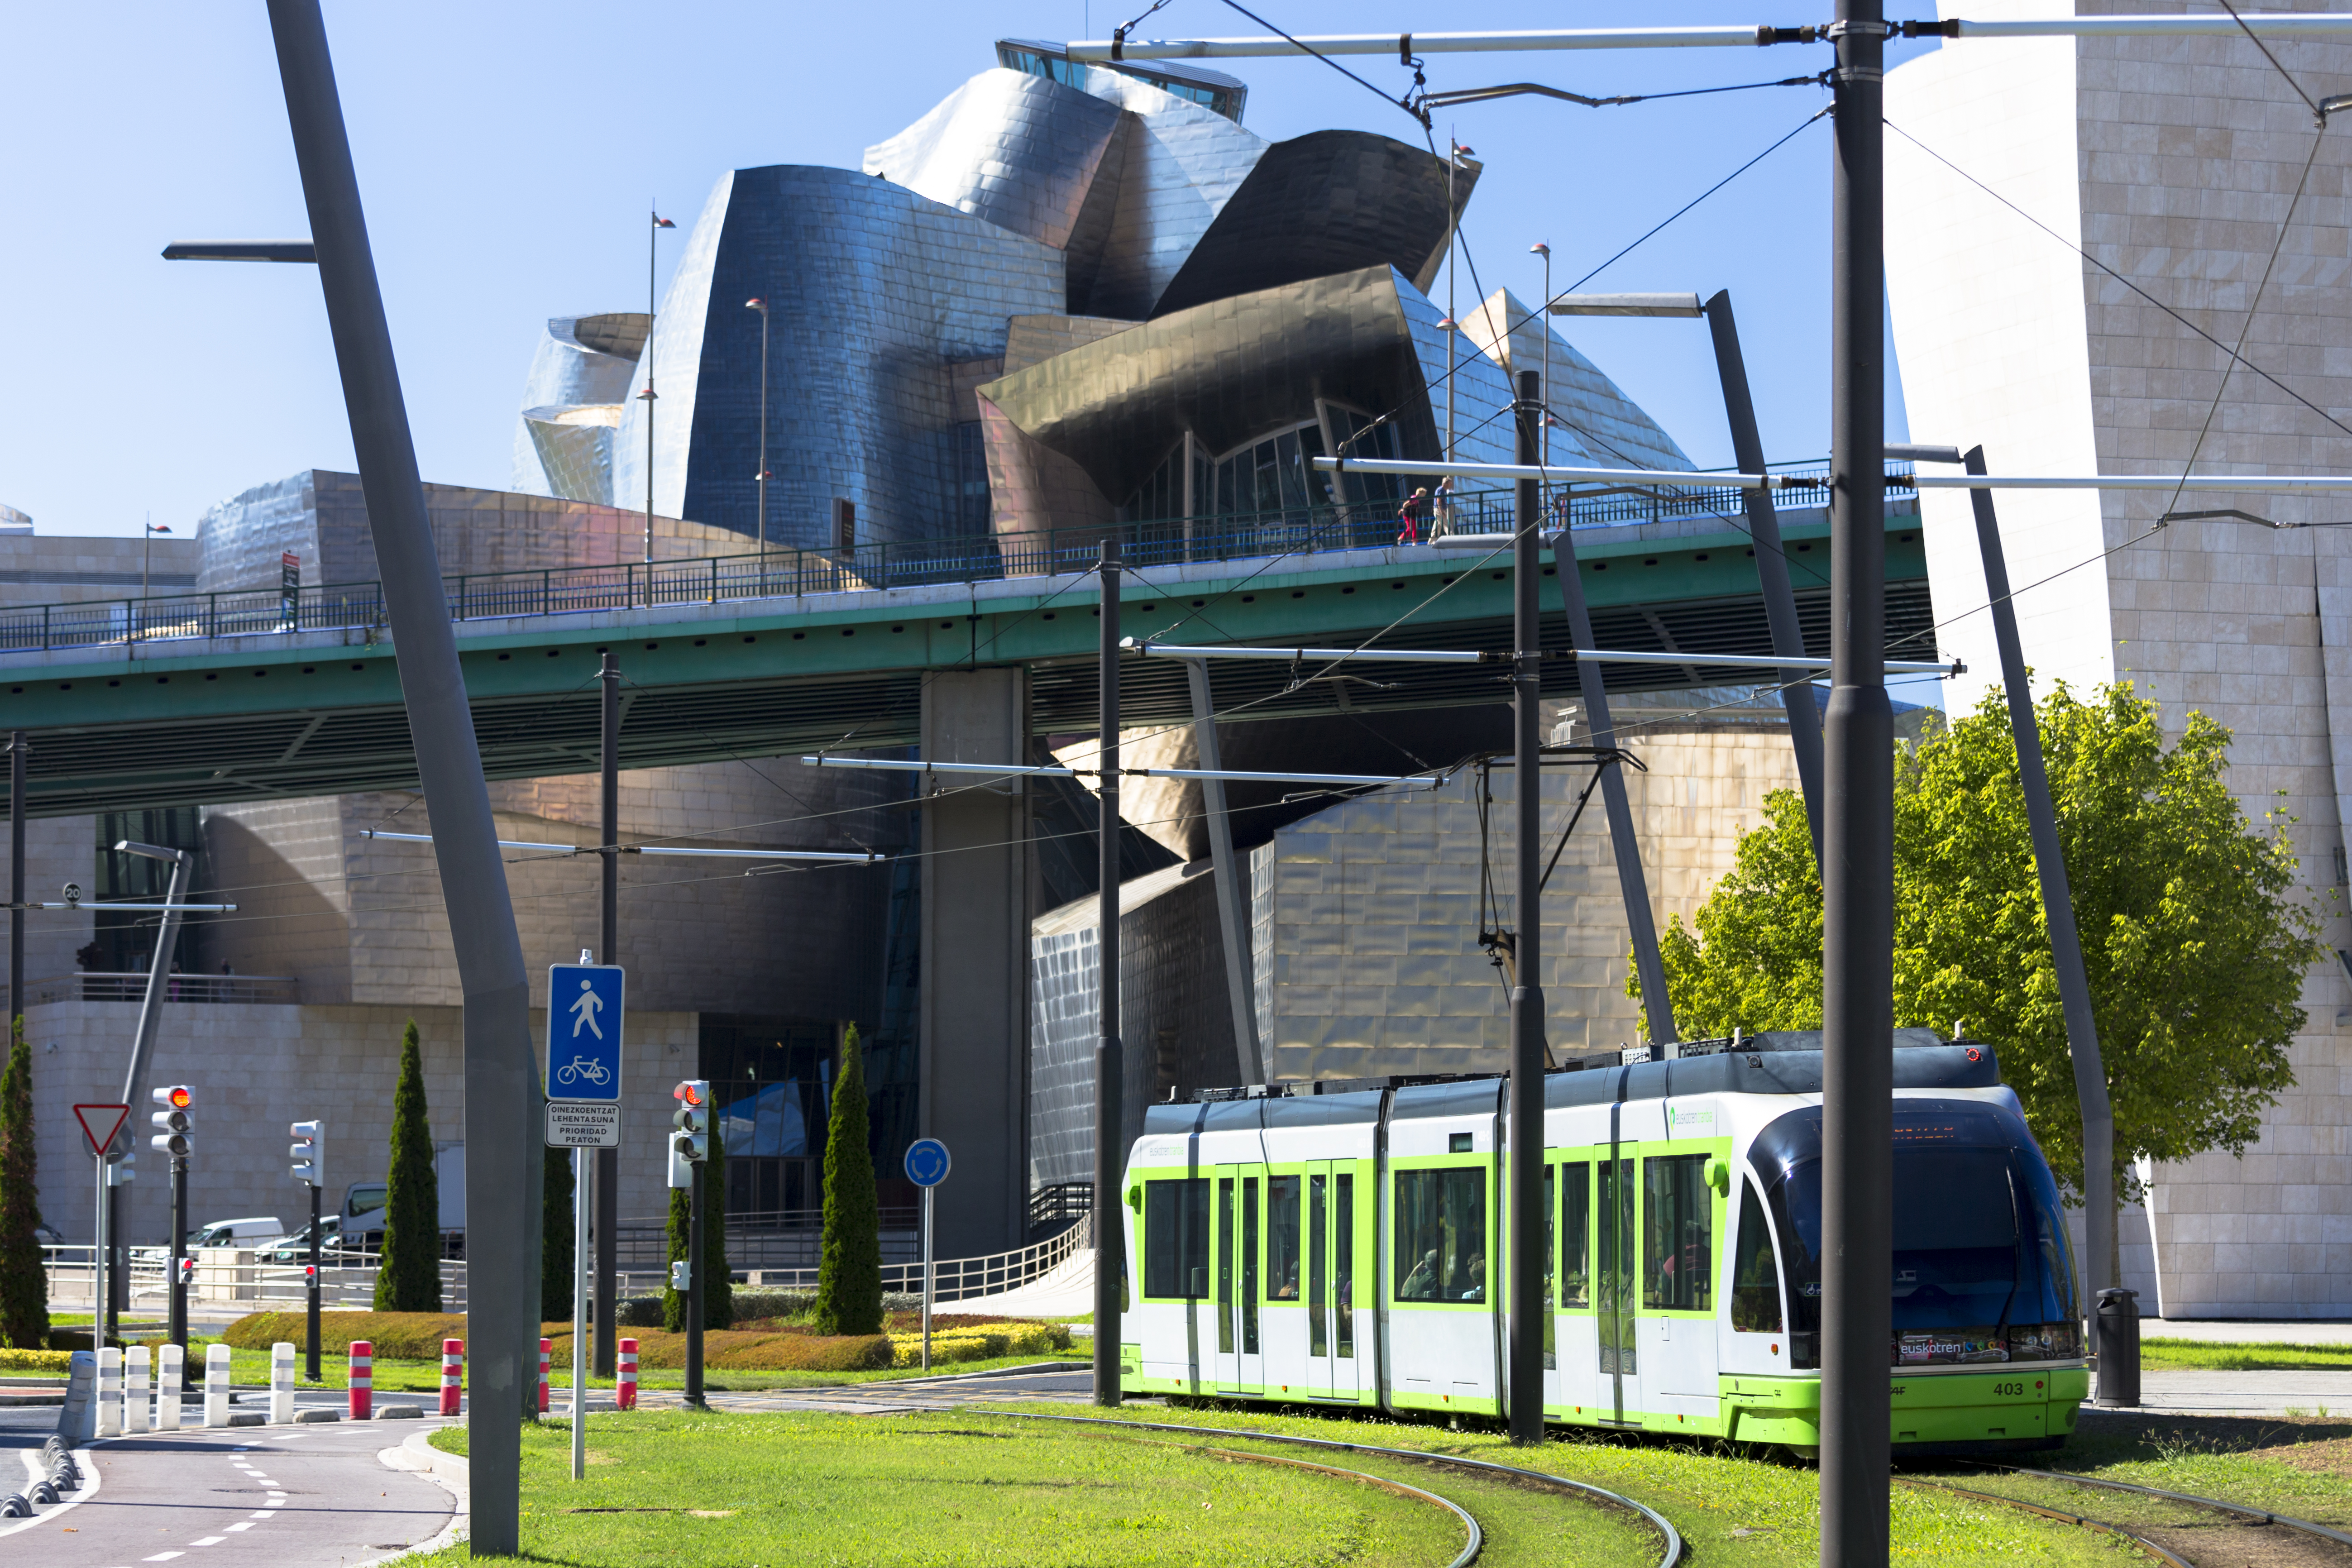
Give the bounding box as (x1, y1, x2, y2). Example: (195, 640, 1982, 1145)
(904, 1138, 951, 1188)
(546, 963, 625, 1102)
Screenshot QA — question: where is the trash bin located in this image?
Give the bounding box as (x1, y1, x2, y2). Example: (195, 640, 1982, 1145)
(2094, 1286, 2140, 1407)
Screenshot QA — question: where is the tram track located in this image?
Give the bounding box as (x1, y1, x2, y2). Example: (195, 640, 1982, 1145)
(1904, 1459, 2352, 1567)
(970, 1409, 1685, 1566)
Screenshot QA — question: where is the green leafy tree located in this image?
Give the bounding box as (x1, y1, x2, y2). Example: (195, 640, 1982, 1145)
(661, 1102, 734, 1332)
(1650, 682, 2326, 1248)
(0, 1017, 48, 1350)
(815, 1027, 881, 1336)
(374, 1019, 441, 1312)
(543, 1143, 574, 1323)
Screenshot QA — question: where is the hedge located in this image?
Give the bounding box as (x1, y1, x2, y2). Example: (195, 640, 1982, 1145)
(888, 1322, 1071, 1369)
(542, 1327, 893, 1372)
(0, 1347, 73, 1373)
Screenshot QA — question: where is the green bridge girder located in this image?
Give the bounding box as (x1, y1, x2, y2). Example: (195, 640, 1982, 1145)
(4, 507, 1928, 817)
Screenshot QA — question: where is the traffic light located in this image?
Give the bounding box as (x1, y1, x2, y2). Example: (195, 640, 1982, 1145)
(149, 1085, 192, 1158)
(669, 1080, 709, 1188)
(176, 1257, 196, 1287)
(290, 1120, 325, 1187)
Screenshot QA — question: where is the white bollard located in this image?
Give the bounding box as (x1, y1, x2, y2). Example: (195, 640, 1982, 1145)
(204, 1343, 231, 1427)
(124, 1345, 150, 1434)
(155, 1343, 183, 1431)
(270, 1343, 296, 1425)
(95, 1346, 122, 1439)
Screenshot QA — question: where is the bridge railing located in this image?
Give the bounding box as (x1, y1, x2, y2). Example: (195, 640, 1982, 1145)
(0, 465, 1900, 655)
(32, 971, 301, 1006)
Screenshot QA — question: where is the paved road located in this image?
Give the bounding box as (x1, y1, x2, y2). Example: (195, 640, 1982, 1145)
(0, 1416, 455, 1566)
(2104, 1369, 2352, 1416)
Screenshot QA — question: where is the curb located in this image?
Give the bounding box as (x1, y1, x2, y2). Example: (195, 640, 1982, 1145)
(366, 1425, 467, 1566)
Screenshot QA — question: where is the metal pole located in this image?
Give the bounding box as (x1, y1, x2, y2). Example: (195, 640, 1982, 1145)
(595, 653, 620, 1382)
(118, 851, 192, 1112)
(8, 731, 21, 1029)
(106, 1178, 123, 1346)
(1093, 540, 1124, 1407)
(1703, 290, 1824, 865)
(1183, 659, 1265, 1084)
(1964, 447, 2113, 1330)
(263, 4, 538, 1548)
(1507, 371, 1547, 1446)
(168, 1153, 187, 1356)
(306, 1179, 321, 1383)
(684, 1156, 706, 1409)
(1445, 140, 1457, 466)
(1822, 1, 1893, 1560)
(643, 208, 659, 567)
(921, 1186, 933, 1373)
(571, 1146, 587, 1479)
(754, 302, 770, 547)
(92, 1155, 105, 1350)
(1544, 540, 1675, 1047)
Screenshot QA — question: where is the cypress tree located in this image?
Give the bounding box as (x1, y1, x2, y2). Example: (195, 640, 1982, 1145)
(374, 1019, 441, 1312)
(814, 1027, 880, 1336)
(663, 1169, 689, 1332)
(542, 1143, 574, 1323)
(0, 1017, 48, 1350)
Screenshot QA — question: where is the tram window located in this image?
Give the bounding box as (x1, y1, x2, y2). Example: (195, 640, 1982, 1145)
(1144, 1179, 1211, 1300)
(1308, 1174, 1328, 1355)
(1890, 1147, 2021, 1330)
(1560, 1162, 1590, 1308)
(1242, 1176, 1261, 1353)
(1543, 1166, 1556, 1368)
(1217, 1178, 1235, 1353)
(1643, 1154, 1714, 1312)
(1394, 1168, 1486, 1303)
(1267, 1176, 1302, 1302)
(1730, 1180, 1783, 1332)
(1335, 1174, 1356, 1358)
(1599, 1161, 1636, 1374)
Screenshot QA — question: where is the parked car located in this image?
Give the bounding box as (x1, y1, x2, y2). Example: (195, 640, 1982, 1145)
(132, 1215, 285, 1265)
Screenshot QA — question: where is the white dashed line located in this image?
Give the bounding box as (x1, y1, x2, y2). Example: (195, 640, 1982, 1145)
(143, 1555, 185, 1563)
(226, 1522, 254, 1532)
(191, 1536, 226, 1546)
(249, 1509, 278, 1519)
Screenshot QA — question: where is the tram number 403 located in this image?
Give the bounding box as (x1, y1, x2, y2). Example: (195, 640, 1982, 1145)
(1991, 1382, 2030, 1397)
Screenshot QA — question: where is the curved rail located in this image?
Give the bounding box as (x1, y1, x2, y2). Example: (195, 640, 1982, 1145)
(1897, 1476, 2189, 1567)
(972, 1409, 1684, 1567)
(1202, 1446, 1481, 1568)
(1986, 1462, 2352, 1550)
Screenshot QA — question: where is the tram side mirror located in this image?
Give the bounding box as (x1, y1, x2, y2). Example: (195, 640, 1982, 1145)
(1704, 1157, 1730, 1195)
(1127, 1186, 1143, 1213)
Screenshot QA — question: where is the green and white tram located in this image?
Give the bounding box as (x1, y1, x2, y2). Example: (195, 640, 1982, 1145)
(1117, 1032, 2089, 1450)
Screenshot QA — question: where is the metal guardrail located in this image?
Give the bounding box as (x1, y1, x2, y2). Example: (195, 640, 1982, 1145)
(742, 1211, 1093, 1303)
(0, 466, 1904, 656)
(32, 972, 300, 1006)
(43, 1244, 466, 1313)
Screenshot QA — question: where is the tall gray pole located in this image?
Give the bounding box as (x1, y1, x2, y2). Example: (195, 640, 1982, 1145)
(595, 652, 620, 1381)
(1506, 372, 1547, 1446)
(750, 301, 770, 546)
(1183, 658, 1264, 1084)
(1703, 290, 1824, 865)
(1093, 540, 1124, 1406)
(8, 731, 23, 1028)
(642, 209, 660, 566)
(1964, 447, 2113, 1326)
(1545, 538, 1675, 1048)
(115, 846, 191, 1114)
(263, 3, 536, 1551)
(1822, 0, 1894, 1559)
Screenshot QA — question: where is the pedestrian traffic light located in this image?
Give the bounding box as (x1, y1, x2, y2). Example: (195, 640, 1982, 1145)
(149, 1085, 193, 1158)
(290, 1120, 325, 1187)
(176, 1257, 196, 1287)
(669, 1080, 709, 1188)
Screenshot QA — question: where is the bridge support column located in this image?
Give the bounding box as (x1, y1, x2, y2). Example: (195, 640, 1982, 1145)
(918, 668, 1032, 1257)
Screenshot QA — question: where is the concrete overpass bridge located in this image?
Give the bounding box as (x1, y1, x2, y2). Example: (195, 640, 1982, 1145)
(2, 494, 1930, 817)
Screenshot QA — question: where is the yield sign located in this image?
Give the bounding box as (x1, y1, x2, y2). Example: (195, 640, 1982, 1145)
(73, 1103, 130, 1157)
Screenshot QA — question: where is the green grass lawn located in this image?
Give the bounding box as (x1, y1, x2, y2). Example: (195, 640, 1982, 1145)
(382, 1408, 1469, 1567)
(2138, 1336, 2352, 1371)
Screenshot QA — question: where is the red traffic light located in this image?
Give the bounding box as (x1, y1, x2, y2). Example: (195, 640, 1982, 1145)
(673, 1081, 704, 1107)
(153, 1084, 191, 1109)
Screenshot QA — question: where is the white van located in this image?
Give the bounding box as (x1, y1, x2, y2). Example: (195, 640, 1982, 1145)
(134, 1216, 285, 1264)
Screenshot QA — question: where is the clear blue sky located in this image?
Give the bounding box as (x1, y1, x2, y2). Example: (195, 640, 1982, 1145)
(0, 2, 1927, 538)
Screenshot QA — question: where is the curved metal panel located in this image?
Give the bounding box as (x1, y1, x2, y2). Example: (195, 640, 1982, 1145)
(1152, 130, 1468, 319)
(1458, 287, 1689, 472)
(862, 68, 1126, 252)
(510, 315, 646, 497)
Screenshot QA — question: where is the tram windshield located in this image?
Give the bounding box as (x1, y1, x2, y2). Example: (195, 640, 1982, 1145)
(1748, 1099, 2080, 1367)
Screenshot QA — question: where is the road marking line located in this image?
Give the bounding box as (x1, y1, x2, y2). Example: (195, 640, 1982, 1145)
(0, 1446, 102, 1540)
(226, 1522, 254, 1532)
(249, 1510, 277, 1519)
(144, 1555, 185, 1562)
(191, 1537, 226, 1546)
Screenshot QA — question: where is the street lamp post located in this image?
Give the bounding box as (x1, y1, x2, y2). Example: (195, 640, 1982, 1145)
(641, 209, 676, 568)
(746, 298, 771, 547)
(1529, 244, 1550, 473)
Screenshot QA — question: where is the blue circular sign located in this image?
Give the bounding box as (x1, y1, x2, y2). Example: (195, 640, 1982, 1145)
(904, 1138, 952, 1188)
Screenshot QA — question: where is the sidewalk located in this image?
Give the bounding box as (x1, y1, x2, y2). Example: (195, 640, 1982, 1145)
(2140, 1318, 2352, 1344)
(2106, 1369, 2352, 1416)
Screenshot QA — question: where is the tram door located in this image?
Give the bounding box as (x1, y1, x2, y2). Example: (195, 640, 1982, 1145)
(1304, 1162, 1360, 1399)
(1214, 1164, 1267, 1394)
(1594, 1153, 1643, 1423)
